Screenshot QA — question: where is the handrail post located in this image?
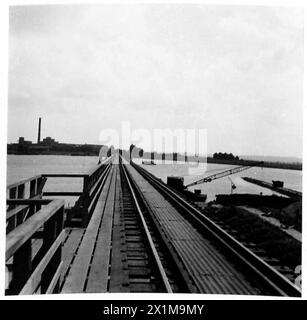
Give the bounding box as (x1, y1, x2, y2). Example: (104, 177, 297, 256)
(81, 175, 90, 227)
(37, 177, 47, 198)
(10, 239, 32, 294)
(8, 187, 17, 211)
(41, 206, 64, 293)
(29, 179, 37, 198)
(36, 177, 47, 213)
(17, 184, 25, 199)
(9, 187, 17, 199)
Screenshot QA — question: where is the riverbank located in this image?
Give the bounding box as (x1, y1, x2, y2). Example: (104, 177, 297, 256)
(206, 157, 302, 171)
(7, 151, 99, 156)
(137, 155, 302, 171)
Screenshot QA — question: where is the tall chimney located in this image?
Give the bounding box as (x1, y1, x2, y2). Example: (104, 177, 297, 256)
(37, 117, 41, 144)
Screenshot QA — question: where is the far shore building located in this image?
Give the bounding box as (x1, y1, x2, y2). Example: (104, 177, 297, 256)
(8, 136, 102, 156)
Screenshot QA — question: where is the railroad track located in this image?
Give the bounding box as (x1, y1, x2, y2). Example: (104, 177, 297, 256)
(117, 160, 192, 293)
(128, 160, 301, 297)
(62, 159, 191, 293)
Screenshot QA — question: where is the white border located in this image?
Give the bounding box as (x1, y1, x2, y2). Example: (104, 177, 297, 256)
(0, 0, 305, 301)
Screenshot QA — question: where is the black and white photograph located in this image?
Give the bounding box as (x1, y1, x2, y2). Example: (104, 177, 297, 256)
(2, 0, 304, 302)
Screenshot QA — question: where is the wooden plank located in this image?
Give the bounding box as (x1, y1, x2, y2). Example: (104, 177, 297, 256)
(46, 261, 63, 294)
(85, 166, 118, 292)
(7, 205, 28, 221)
(61, 228, 85, 279)
(62, 167, 114, 293)
(7, 199, 51, 206)
(20, 230, 66, 295)
(42, 174, 87, 178)
(6, 199, 64, 260)
(43, 192, 83, 197)
(83, 235, 111, 293)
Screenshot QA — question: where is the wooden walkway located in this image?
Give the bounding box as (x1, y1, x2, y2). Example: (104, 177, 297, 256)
(62, 166, 116, 293)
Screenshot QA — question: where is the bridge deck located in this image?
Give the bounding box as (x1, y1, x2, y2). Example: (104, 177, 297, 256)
(59, 163, 262, 294)
(125, 164, 260, 295)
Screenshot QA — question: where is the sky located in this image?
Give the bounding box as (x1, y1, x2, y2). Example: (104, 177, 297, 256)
(7, 4, 304, 157)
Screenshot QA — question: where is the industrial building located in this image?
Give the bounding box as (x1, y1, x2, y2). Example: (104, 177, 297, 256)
(7, 118, 102, 156)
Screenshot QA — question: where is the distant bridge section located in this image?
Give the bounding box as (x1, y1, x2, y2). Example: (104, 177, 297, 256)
(185, 165, 253, 188)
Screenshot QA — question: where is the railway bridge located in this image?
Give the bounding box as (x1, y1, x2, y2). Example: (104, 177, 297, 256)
(5, 154, 301, 296)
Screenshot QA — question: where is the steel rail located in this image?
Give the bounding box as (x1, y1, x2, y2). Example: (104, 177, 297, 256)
(122, 161, 196, 293)
(121, 164, 173, 293)
(132, 162, 301, 297)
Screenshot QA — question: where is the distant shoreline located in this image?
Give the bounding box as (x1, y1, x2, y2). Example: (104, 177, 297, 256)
(7, 152, 98, 157)
(138, 155, 302, 171)
(206, 157, 302, 171)
(7, 153, 302, 171)
(133, 152, 301, 171)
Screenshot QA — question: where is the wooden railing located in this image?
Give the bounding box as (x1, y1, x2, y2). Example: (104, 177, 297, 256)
(6, 199, 65, 295)
(7, 175, 47, 234)
(6, 156, 113, 295)
(43, 157, 112, 227)
(7, 175, 47, 201)
(79, 157, 112, 226)
(7, 157, 112, 228)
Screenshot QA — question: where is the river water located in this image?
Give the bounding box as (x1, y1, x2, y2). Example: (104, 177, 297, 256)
(7, 155, 99, 206)
(133, 159, 302, 201)
(7, 155, 302, 204)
